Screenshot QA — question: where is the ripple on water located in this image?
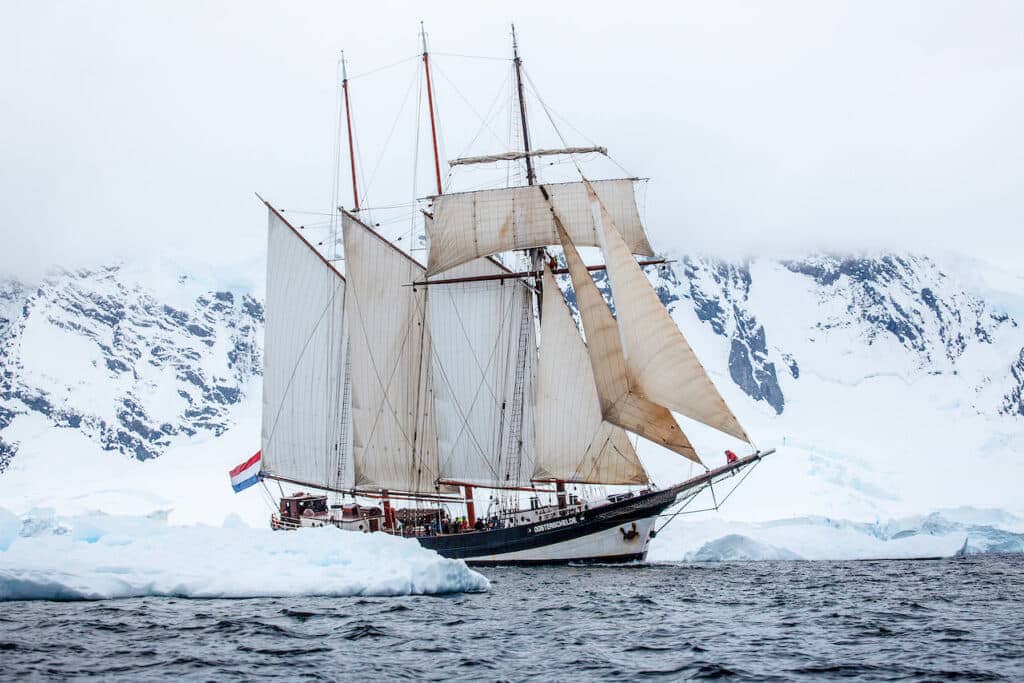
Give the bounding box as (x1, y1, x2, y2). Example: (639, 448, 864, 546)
(1, 556, 1023, 679)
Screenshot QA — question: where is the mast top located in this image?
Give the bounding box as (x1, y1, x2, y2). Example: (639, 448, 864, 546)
(510, 24, 536, 187)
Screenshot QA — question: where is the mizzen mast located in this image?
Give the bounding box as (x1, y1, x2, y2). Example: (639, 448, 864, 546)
(341, 51, 360, 211)
(420, 22, 444, 196)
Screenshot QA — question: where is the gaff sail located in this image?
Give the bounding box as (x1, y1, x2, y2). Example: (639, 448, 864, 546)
(342, 212, 444, 494)
(427, 258, 538, 488)
(260, 208, 353, 489)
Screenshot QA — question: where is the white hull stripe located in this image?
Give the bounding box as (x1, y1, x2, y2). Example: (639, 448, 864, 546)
(466, 516, 656, 564)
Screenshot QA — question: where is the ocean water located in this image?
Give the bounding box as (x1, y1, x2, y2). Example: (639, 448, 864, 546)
(2, 554, 1022, 680)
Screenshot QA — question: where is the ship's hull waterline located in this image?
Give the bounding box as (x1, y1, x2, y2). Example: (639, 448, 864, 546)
(270, 453, 772, 566)
(419, 488, 679, 565)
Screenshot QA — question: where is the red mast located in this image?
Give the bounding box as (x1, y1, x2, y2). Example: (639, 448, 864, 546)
(420, 23, 444, 196)
(341, 51, 360, 211)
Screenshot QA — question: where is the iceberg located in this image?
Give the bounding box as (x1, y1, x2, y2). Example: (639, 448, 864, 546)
(0, 508, 489, 601)
(685, 534, 802, 562)
(649, 510, 987, 562)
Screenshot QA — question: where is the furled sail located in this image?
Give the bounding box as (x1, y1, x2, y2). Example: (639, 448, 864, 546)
(584, 180, 751, 443)
(534, 265, 648, 484)
(557, 220, 702, 464)
(261, 208, 353, 489)
(342, 213, 443, 493)
(426, 178, 654, 276)
(428, 258, 537, 488)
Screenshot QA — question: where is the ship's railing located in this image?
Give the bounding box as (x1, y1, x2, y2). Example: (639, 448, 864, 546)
(271, 514, 303, 530)
(273, 493, 615, 536)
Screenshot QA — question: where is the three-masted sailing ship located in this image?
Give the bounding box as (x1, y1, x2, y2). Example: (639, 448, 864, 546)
(239, 26, 773, 564)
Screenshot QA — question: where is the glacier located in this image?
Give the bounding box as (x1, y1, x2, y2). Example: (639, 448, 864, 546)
(0, 507, 489, 601)
(1, 250, 1023, 563)
(647, 507, 1024, 562)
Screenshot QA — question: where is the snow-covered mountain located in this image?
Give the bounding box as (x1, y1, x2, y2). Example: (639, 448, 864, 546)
(1, 251, 1023, 548)
(568, 251, 1024, 524)
(596, 253, 1021, 419)
(0, 265, 263, 472)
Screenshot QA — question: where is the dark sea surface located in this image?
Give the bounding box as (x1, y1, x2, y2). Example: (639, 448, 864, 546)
(2, 554, 1022, 681)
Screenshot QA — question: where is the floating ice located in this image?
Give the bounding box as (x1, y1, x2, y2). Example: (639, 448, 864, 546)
(0, 508, 489, 601)
(685, 534, 802, 562)
(650, 511, 986, 562)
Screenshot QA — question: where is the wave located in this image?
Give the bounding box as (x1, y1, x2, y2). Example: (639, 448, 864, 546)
(0, 508, 489, 601)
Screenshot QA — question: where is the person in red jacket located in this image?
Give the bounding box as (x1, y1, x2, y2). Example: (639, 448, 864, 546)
(725, 449, 739, 464)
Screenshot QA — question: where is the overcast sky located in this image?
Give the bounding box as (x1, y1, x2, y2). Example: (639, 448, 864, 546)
(2, 1, 1022, 282)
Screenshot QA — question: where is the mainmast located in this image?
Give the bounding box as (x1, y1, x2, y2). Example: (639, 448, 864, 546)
(510, 25, 550, 286)
(511, 24, 536, 187)
(341, 51, 360, 211)
(506, 24, 541, 500)
(421, 22, 444, 196)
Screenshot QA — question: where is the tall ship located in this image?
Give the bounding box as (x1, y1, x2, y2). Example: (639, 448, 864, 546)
(235, 26, 773, 565)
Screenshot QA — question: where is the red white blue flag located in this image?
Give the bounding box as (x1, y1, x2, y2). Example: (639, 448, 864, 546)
(229, 451, 262, 493)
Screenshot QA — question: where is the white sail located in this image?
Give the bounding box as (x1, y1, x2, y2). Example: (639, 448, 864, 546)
(428, 258, 537, 488)
(585, 180, 751, 443)
(342, 213, 442, 493)
(557, 219, 701, 464)
(261, 208, 353, 489)
(534, 265, 647, 484)
(427, 178, 654, 276)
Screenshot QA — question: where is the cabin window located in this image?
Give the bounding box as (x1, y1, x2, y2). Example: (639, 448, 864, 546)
(296, 498, 328, 516)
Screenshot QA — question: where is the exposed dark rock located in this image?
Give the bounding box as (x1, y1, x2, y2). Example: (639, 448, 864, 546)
(0, 405, 14, 431)
(242, 295, 264, 322)
(1003, 348, 1024, 417)
(783, 354, 800, 379)
(0, 436, 16, 473)
(783, 254, 1006, 367)
(677, 257, 785, 413)
(186, 323, 212, 338)
(162, 305, 189, 325)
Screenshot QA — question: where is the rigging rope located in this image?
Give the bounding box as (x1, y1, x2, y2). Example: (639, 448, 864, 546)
(654, 459, 762, 534)
(433, 52, 511, 62)
(432, 61, 510, 158)
(450, 70, 512, 173)
(411, 60, 423, 247)
(330, 57, 345, 256)
(361, 63, 421, 209)
(348, 55, 420, 81)
(522, 66, 636, 180)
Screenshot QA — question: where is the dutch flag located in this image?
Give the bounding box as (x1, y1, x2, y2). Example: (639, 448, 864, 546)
(229, 451, 262, 493)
